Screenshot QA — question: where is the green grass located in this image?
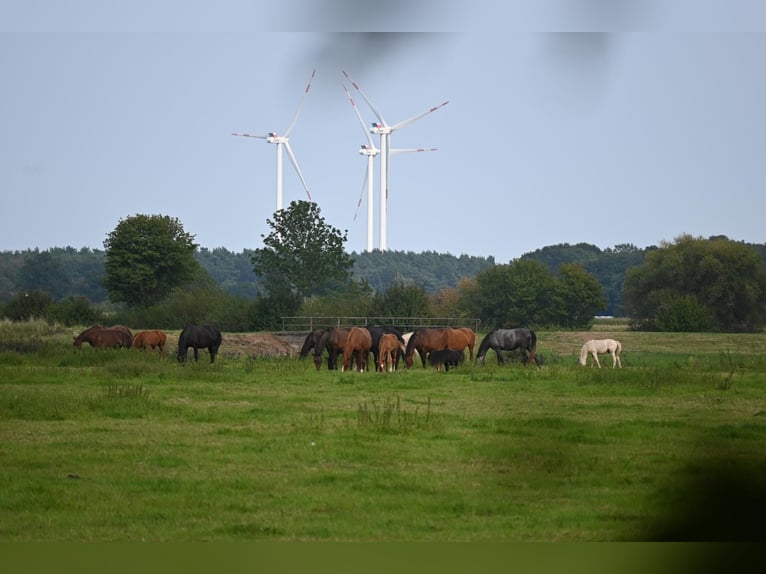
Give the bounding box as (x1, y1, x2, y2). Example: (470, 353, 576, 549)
(1, 324, 765, 541)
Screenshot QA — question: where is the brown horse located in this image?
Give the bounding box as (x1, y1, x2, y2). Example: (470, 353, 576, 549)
(111, 325, 133, 348)
(445, 327, 476, 362)
(377, 333, 403, 372)
(313, 327, 350, 370)
(132, 330, 167, 356)
(73, 325, 130, 349)
(404, 327, 449, 368)
(343, 327, 372, 372)
(299, 329, 325, 359)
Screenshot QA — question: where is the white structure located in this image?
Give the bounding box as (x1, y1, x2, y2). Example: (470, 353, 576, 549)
(342, 70, 447, 251)
(232, 69, 315, 212)
(343, 84, 435, 252)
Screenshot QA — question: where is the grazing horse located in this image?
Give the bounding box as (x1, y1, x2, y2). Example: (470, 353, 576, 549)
(445, 327, 476, 362)
(476, 328, 539, 366)
(132, 330, 167, 356)
(428, 348, 465, 372)
(313, 327, 350, 370)
(73, 325, 130, 349)
(579, 339, 622, 368)
(343, 327, 372, 372)
(377, 333, 404, 372)
(367, 325, 405, 371)
(111, 325, 133, 348)
(404, 327, 449, 368)
(299, 329, 325, 359)
(177, 324, 222, 364)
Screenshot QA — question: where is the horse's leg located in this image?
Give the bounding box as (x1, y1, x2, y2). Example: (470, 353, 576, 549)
(616, 351, 622, 368)
(193, 347, 199, 362)
(493, 346, 504, 365)
(592, 351, 601, 368)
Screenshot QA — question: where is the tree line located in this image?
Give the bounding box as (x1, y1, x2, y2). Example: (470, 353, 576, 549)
(1, 204, 765, 332)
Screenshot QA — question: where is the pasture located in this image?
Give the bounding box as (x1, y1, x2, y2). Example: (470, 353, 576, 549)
(1, 321, 766, 542)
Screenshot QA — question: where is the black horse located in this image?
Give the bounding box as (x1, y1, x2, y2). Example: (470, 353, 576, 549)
(475, 328, 540, 366)
(177, 324, 222, 364)
(366, 325, 406, 371)
(299, 329, 325, 359)
(427, 348, 465, 372)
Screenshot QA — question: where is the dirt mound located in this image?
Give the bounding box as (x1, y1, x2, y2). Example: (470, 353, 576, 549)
(220, 332, 298, 358)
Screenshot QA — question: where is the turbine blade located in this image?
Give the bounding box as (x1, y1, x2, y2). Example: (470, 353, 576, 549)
(342, 70, 388, 127)
(283, 141, 312, 201)
(285, 68, 316, 137)
(353, 163, 369, 222)
(343, 83, 376, 148)
(390, 147, 438, 154)
(390, 100, 449, 131)
(231, 131, 269, 139)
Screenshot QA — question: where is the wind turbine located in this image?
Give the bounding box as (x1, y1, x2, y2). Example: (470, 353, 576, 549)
(343, 83, 436, 252)
(232, 69, 315, 212)
(342, 70, 448, 251)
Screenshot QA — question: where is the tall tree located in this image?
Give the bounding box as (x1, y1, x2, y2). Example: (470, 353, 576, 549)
(624, 234, 766, 332)
(103, 214, 200, 308)
(251, 201, 353, 299)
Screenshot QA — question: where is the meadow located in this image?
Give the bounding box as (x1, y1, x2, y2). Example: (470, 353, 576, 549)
(1, 320, 765, 542)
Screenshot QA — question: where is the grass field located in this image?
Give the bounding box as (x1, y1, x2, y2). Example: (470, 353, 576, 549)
(1, 321, 765, 542)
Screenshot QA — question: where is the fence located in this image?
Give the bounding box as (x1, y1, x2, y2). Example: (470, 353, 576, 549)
(279, 316, 481, 333)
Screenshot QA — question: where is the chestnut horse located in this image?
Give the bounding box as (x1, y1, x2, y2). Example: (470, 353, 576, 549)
(132, 330, 167, 356)
(404, 327, 448, 368)
(73, 325, 131, 349)
(313, 327, 350, 370)
(377, 333, 403, 372)
(343, 326, 372, 372)
(445, 327, 475, 362)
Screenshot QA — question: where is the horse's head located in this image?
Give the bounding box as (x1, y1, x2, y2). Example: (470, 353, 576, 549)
(73, 335, 81, 348)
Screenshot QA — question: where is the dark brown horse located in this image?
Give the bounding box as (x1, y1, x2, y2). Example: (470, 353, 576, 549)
(404, 327, 449, 368)
(111, 325, 133, 348)
(132, 330, 167, 356)
(313, 327, 350, 370)
(343, 327, 372, 372)
(177, 324, 222, 364)
(299, 329, 325, 359)
(73, 325, 131, 349)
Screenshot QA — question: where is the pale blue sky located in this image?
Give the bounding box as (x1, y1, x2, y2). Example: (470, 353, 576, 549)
(2, 1, 765, 263)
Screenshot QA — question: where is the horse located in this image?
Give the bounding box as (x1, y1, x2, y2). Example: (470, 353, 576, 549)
(445, 327, 476, 362)
(404, 327, 449, 368)
(313, 327, 350, 370)
(111, 325, 133, 348)
(427, 348, 465, 372)
(73, 325, 131, 349)
(377, 333, 404, 372)
(132, 330, 167, 356)
(475, 328, 539, 366)
(579, 339, 622, 368)
(366, 325, 405, 371)
(177, 324, 222, 364)
(299, 329, 325, 359)
(342, 327, 372, 372)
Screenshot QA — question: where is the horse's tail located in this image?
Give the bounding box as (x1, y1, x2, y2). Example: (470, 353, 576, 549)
(526, 329, 537, 365)
(615, 340, 622, 354)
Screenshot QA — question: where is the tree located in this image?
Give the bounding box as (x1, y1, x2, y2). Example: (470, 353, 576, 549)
(251, 201, 353, 300)
(624, 234, 766, 332)
(103, 214, 200, 308)
(552, 264, 606, 328)
(370, 280, 433, 319)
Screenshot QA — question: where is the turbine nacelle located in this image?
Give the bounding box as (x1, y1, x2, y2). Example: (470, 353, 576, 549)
(359, 144, 378, 156)
(370, 123, 391, 135)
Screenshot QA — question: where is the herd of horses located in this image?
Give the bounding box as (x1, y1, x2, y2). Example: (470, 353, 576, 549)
(73, 323, 623, 370)
(72, 323, 222, 365)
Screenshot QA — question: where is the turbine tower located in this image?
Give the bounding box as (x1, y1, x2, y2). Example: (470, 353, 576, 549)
(342, 70, 448, 251)
(232, 69, 316, 212)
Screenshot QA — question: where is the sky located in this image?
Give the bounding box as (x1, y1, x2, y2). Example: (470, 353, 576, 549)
(2, 1, 765, 263)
